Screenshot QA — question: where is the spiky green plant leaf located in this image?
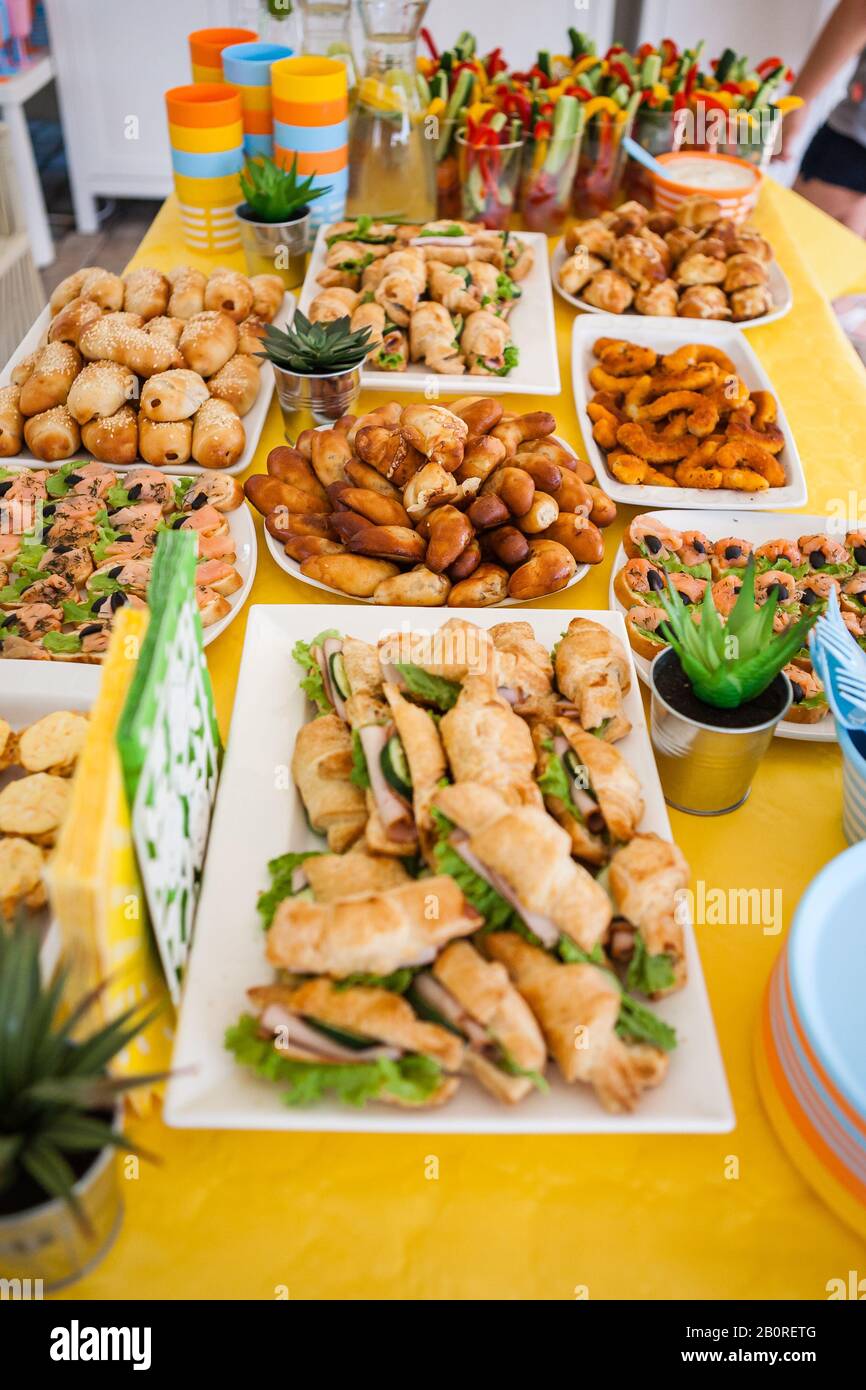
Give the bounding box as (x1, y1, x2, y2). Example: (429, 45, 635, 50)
(657, 558, 819, 708)
(239, 154, 329, 223)
(260, 311, 372, 375)
(0, 918, 168, 1224)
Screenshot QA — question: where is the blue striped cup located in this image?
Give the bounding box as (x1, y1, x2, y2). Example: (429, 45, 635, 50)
(273, 118, 349, 153)
(222, 41, 293, 87)
(170, 146, 244, 179)
(838, 724, 866, 843)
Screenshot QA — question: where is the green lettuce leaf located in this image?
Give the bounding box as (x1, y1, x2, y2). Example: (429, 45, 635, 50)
(45, 462, 77, 498)
(626, 932, 676, 995)
(42, 630, 82, 654)
(106, 483, 131, 509)
(173, 476, 194, 509)
(292, 629, 340, 712)
(495, 1045, 548, 1092)
(225, 1013, 443, 1107)
(557, 936, 677, 1051)
(494, 344, 519, 376)
(537, 740, 582, 822)
(396, 663, 461, 710)
(257, 850, 323, 928)
(62, 597, 97, 624)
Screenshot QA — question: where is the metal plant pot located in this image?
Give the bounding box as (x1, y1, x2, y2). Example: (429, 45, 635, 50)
(0, 1128, 122, 1292)
(649, 648, 792, 816)
(272, 360, 362, 430)
(235, 205, 310, 290)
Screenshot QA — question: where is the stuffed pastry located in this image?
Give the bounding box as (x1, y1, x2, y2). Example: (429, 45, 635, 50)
(433, 781, 611, 953)
(461, 309, 513, 376)
(536, 717, 643, 866)
(236, 980, 462, 1108)
(608, 833, 690, 996)
(302, 848, 409, 901)
(485, 932, 669, 1113)
(265, 875, 482, 977)
(291, 713, 367, 853)
(555, 616, 632, 741)
(440, 673, 541, 808)
(488, 620, 554, 713)
(409, 301, 464, 374)
(409, 940, 546, 1104)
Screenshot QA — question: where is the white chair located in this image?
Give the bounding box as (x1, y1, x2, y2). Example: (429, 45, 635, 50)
(0, 121, 45, 368)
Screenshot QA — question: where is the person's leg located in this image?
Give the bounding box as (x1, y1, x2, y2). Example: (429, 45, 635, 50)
(794, 173, 866, 233)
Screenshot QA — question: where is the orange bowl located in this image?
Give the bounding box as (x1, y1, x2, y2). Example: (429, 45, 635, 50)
(652, 151, 762, 223)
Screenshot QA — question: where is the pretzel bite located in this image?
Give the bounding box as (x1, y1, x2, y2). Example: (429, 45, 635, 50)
(179, 312, 239, 378)
(167, 266, 207, 319)
(18, 343, 81, 416)
(0, 385, 24, 456)
(634, 279, 679, 315)
(559, 251, 605, 296)
(582, 270, 634, 313)
(565, 218, 616, 258)
(677, 286, 730, 319)
(191, 398, 245, 470)
(138, 416, 192, 467)
(123, 267, 170, 320)
(67, 361, 136, 425)
(48, 297, 103, 348)
(674, 196, 722, 229)
(730, 286, 774, 321)
(24, 407, 81, 462)
(207, 354, 261, 416)
(81, 406, 139, 465)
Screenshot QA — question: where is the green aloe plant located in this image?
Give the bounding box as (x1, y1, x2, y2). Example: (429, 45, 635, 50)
(0, 919, 166, 1227)
(259, 311, 372, 375)
(658, 558, 819, 709)
(239, 154, 329, 223)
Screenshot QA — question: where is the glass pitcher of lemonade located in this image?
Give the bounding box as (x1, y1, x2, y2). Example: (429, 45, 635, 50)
(296, 0, 358, 98)
(346, 0, 436, 222)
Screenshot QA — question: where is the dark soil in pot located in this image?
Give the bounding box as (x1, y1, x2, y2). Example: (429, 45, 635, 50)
(0, 1110, 113, 1217)
(653, 650, 790, 730)
(236, 203, 308, 225)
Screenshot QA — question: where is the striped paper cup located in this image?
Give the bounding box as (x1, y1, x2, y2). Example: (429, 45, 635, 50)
(652, 151, 762, 223)
(755, 840, 866, 1239)
(223, 41, 293, 157)
(188, 27, 258, 82)
(273, 143, 347, 176)
(168, 121, 245, 154)
(178, 200, 242, 253)
(166, 84, 243, 130)
(173, 171, 244, 206)
(273, 93, 348, 127)
(838, 725, 866, 844)
(271, 54, 348, 105)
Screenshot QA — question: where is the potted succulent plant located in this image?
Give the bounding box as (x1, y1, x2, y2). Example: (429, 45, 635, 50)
(259, 310, 372, 426)
(649, 559, 819, 815)
(236, 154, 330, 289)
(0, 919, 164, 1290)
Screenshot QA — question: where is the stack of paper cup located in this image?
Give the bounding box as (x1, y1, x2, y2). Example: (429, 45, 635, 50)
(222, 41, 294, 159)
(271, 56, 348, 231)
(188, 27, 258, 83)
(166, 84, 245, 253)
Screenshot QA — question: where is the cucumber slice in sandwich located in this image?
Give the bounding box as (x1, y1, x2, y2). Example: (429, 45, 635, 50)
(381, 734, 412, 798)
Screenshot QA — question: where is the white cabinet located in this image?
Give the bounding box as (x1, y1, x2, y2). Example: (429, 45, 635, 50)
(44, 0, 237, 231)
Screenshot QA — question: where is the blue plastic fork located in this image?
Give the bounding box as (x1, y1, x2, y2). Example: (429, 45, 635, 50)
(809, 589, 866, 736)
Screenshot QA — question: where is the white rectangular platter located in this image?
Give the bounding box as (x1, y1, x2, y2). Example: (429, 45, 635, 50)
(0, 293, 295, 477)
(571, 313, 808, 511)
(551, 237, 793, 329)
(299, 226, 561, 397)
(165, 603, 733, 1134)
(609, 508, 849, 744)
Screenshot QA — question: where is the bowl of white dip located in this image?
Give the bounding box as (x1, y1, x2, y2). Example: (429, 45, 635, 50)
(652, 151, 762, 222)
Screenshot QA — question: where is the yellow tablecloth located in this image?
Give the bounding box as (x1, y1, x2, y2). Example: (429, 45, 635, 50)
(61, 181, 866, 1300)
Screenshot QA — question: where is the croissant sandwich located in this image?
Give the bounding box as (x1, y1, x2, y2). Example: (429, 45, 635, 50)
(266, 875, 482, 977)
(230, 980, 462, 1108)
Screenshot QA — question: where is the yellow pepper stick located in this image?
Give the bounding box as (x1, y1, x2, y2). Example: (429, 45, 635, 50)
(774, 95, 804, 112)
(572, 54, 601, 76)
(652, 83, 670, 101)
(467, 100, 494, 123)
(741, 78, 760, 94)
(427, 96, 446, 118)
(584, 95, 620, 119)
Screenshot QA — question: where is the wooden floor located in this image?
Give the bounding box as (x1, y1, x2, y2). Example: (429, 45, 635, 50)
(40, 199, 161, 298)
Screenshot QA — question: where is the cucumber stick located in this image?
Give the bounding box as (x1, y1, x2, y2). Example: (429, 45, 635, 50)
(543, 95, 581, 176)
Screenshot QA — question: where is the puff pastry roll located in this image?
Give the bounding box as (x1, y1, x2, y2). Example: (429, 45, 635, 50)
(123, 267, 170, 320)
(0, 385, 24, 456)
(66, 361, 137, 425)
(440, 674, 541, 808)
(485, 932, 668, 1112)
(80, 406, 139, 465)
(191, 397, 245, 470)
(290, 712, 367, 853)
(609, 832, 690, 995)
(206, 354, 261, 416)
(18, 343, 81, 417)
(179, 311, 239, 378)
(204, 267, 254, 323)
(433, 781, 611, 952)
(167, 266, 207, 319)
(140, 368, 210, 422)
(266, 875, 481, 977)
(303, 849, 409, 901)
(555, 616, 632, 741)
(409, 301, 464, 374)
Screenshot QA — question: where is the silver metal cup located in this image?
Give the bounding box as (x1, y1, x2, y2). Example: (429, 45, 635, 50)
(649, 649, 792, 816)
(0, 1128, 122, 1291)
(235, 206, 310, 290)
(272, 361, 362, 431)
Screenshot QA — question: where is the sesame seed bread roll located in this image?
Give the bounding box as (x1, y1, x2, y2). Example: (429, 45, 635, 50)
(206, 354, 260, 416)
(167, 266, 207, 319)
(204, 268, 254, 323)
(179, 311, 239, 378)
(140, 368, 210, 422)
(122, 266, 170, 320)
(24, 406, 81, 462)
(191, 397, 245, 470)
(80, 405, 139, 465)
(138, 416, 193, 467)
(18, 342, 82, 416)
(66, 361, 137, 425)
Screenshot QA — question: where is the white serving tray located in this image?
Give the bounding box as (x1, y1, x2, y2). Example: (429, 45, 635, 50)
(299, 226, 561, 397)
(165, 604, 733, 1135)
(571, 314, 808, 511)
(552, 237, 793, 329)
(0, 293, 295, 477)
(608, 508, 853, 744)
(0, 465, 256, 655)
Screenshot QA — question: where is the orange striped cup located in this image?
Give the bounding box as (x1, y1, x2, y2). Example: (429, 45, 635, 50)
(188, 27, 258, 82)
